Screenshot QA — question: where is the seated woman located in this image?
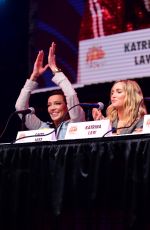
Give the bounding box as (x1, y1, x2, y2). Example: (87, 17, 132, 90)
(15, 42, 85, 140)
(92, 80, 147, 135)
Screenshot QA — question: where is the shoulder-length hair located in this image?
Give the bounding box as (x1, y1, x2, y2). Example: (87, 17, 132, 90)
(106, 80, 147, 124)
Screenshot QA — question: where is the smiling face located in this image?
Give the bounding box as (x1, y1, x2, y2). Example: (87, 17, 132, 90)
(47, 94, 68, 127)
(110, 82, 126, 109)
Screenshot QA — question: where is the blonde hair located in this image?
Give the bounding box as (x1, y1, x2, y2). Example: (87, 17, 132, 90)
(106, 80, 147, 124)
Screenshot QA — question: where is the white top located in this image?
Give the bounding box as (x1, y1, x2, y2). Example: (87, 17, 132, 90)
(15, 72, 85, 140)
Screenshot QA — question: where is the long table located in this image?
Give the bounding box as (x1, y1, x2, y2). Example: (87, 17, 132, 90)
(0, 134, 150, 230)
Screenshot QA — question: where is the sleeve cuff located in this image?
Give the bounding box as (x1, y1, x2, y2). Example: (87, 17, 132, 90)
(24, 79, 38, 91)
(52, 72, 66, 85)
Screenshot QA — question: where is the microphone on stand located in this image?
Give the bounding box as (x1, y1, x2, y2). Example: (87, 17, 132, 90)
(0, 107, 35, 140)
(79, 102, 104, 121)
(79, 102, 104, 110)
(15, 107, 35, 131)
(15, 107, 35, 115)
(144, 97, 150, 101)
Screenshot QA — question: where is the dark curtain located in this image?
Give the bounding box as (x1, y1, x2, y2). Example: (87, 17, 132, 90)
(0, 135, 150, 230)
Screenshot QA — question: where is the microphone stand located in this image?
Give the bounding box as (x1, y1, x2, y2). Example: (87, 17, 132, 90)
(86, 108, 92, 121)
(21, 114, 26, 131)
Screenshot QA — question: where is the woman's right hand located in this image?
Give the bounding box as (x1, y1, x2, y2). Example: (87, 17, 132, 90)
(30, 50, 49, 81)
(92, 108, 104, 120)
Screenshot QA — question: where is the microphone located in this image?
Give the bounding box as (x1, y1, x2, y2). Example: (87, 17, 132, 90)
(80, 102, 104, 110)
(144, 97, 150, 101)
(15, 107, 35, 115)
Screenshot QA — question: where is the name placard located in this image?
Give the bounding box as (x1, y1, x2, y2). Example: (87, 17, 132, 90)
(65, 120, 112, 140)
(142, 115, 150, 134)
(15, 128, 56, 143)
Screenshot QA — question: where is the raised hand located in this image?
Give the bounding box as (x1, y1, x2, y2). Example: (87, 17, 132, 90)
(30, 50, 49, 81)
(48, 42, 60, 73)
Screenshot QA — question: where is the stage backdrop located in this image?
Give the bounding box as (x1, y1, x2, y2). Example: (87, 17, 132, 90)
(0, 0, 150, 142)
(28, 0, 150, 92)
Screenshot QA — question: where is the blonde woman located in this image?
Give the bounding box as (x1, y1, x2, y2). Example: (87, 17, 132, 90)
(92, 80, 147, 134)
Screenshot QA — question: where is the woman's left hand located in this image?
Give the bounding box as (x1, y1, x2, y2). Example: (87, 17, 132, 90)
(48, 42, 60, 74)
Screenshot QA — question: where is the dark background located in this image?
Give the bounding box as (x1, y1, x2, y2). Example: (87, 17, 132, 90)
(0, 0, 30, 142)
(0, 0, 150, 142)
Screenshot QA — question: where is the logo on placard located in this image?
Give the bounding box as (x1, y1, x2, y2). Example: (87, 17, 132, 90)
(68, 126, 77, 134)
(18, 133, 26, 139)
(146, 118, 150, 128)
(86, 46, 105, 68)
